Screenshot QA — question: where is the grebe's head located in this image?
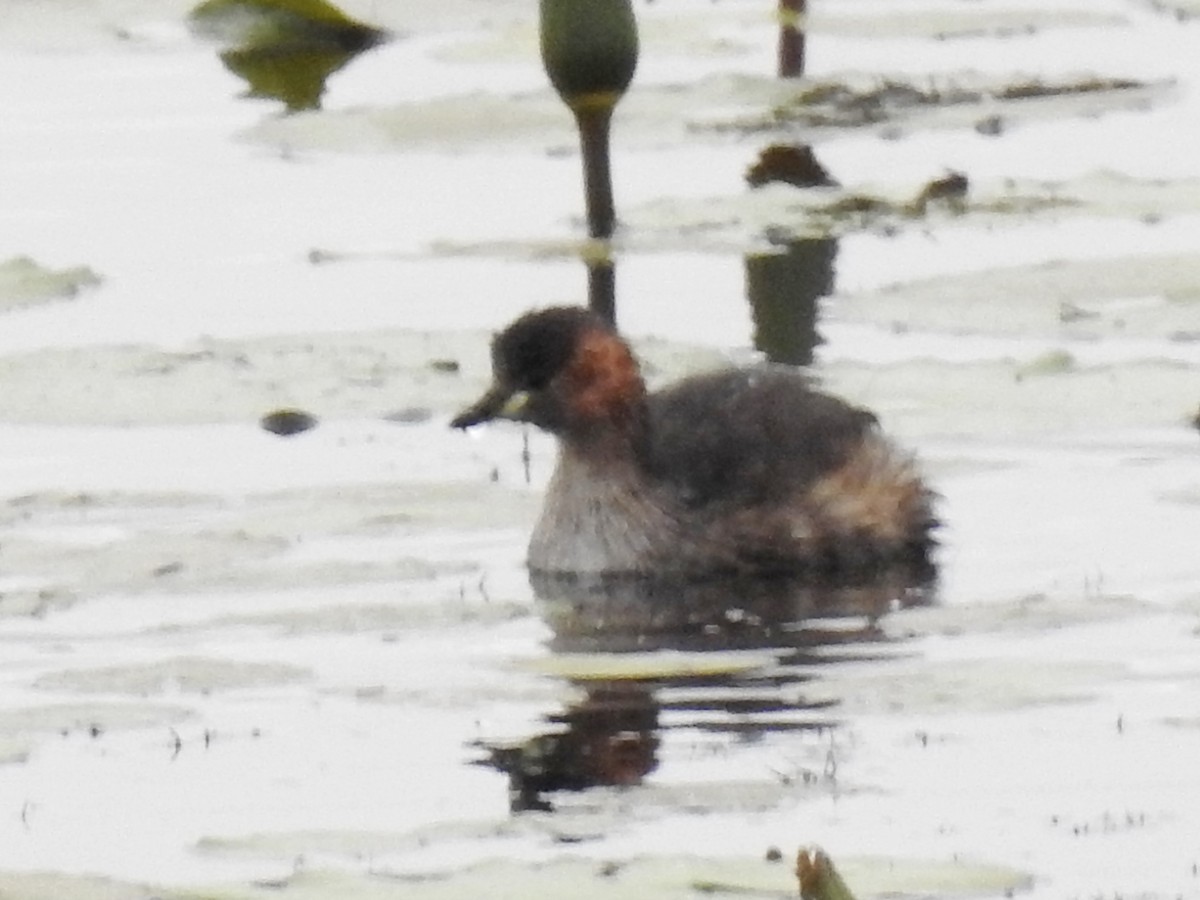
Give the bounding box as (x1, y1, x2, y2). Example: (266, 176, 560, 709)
(451, 306, 645, 440)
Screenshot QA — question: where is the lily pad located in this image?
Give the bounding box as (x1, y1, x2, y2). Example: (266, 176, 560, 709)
(32, 656, 310, 696)
(165, 853, 1031, 899)
(512, 649, 781, 681)
(0, 872, 169, 900)
(0, 255, 101, 312)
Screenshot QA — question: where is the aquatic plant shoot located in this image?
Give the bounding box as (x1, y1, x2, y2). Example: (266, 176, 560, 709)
(539, 0, 639, 241)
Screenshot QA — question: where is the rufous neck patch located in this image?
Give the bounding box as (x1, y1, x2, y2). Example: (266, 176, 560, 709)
(561, 327, 645, 428)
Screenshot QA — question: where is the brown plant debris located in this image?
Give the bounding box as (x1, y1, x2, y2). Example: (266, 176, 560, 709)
(746, 143, 840, 188)
(797, 847, 859, 900)
(702, 74, 1151, 133)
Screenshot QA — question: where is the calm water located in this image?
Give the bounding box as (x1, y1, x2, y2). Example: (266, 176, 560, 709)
(1, 1, 1199, 896)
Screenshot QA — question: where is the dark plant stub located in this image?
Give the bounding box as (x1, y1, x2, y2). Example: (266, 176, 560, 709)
(746, 143, 839, 189)
(260, 407, 318, 436)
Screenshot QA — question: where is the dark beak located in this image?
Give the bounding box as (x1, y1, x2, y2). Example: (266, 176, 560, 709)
(450, 384, 526, 429)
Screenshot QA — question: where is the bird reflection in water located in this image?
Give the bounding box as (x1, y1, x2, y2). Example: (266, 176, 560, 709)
(479, 566, 934, 813)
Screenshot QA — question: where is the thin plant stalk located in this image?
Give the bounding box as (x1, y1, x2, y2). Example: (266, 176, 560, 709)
(574, 103, 616, 239)
(778, 0, 808, 78)
(539, 0, 638, 322)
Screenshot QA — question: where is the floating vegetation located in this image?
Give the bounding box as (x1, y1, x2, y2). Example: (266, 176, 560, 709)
(797, 848, 859, 900)
(757, 79, 980, 131)
(746, 142, 839, 188)
(189, 0, 387, 52)
(382, 406, 433, 424)
(1144, 0, 1200, 19)
(699, 74, 1154, 134)
(801, 172, 1066, 233)
(0, 852, 1036, 898)
(796, 848, 1032, 900)
(513, 649, 779, 682)
(1017, 349, 1077, 379)
(0, 255, 101, 312)
(996, 76, 1144, 100)
(189, 0, 389, 111)
(32, 656, 309, 695)
(909, 170, 970, 213)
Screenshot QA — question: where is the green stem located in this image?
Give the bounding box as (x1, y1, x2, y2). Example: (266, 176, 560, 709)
(574, 104, 616, 239)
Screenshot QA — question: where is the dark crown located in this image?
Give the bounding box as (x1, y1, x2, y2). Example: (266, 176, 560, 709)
(491, 306, 608, 389)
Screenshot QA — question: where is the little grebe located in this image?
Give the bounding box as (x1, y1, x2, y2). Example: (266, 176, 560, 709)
(452, 306, 935, 577)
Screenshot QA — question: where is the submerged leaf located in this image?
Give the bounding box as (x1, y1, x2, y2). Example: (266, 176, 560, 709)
(0, 255, 101, 312)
